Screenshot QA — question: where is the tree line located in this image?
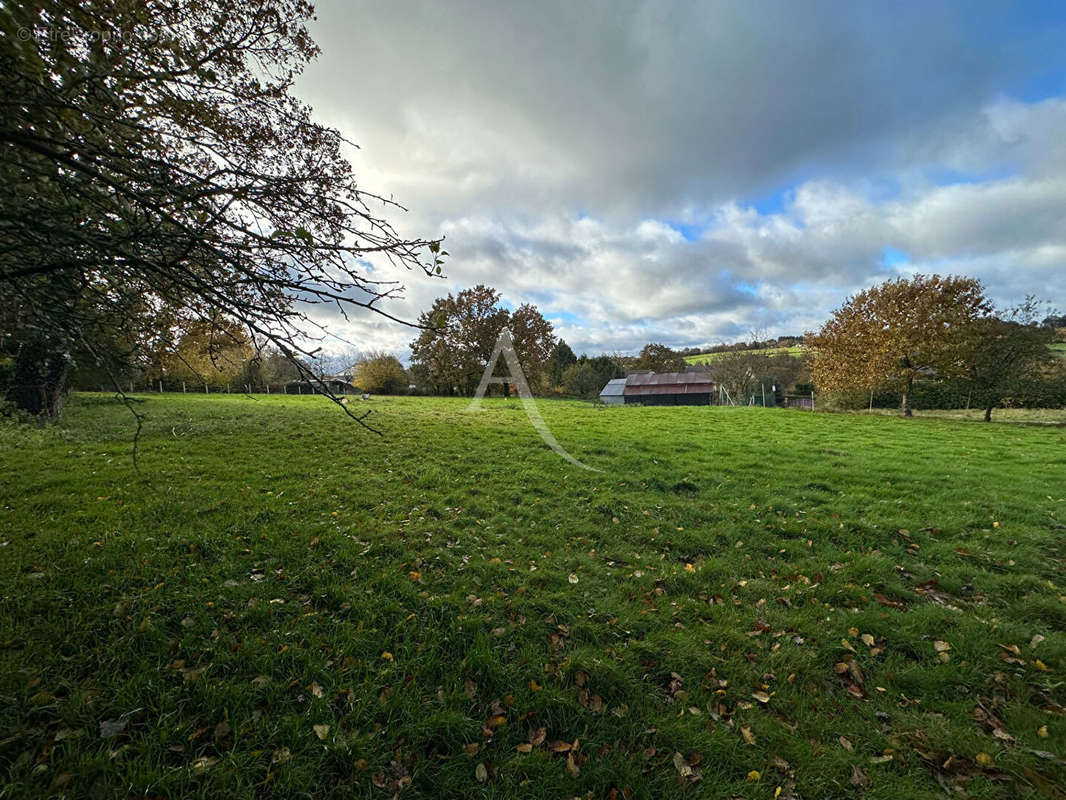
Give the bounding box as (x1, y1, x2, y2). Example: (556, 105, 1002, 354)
(809, 275, 1065, 420)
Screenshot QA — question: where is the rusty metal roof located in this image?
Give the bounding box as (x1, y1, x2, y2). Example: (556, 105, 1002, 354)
(622, 371, 715, 395)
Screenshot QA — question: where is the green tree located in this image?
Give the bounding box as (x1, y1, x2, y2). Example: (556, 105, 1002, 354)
(964, 300, 1056, 421)
(635, 343, 687, 372)
(809, 275, 991, 416)
(562, 363, 604, 399)
(562, 355, 622, 399)
(547, 340, 578, 388)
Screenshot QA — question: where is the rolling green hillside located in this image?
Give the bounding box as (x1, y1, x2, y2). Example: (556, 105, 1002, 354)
(684, 346, 806, 364)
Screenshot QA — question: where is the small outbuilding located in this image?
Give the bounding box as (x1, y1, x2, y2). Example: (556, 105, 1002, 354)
(599, 378, 627, 405)
(622, 371, 716, 405)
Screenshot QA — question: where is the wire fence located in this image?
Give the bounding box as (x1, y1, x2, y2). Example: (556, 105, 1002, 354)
(74, 380, 359, 396)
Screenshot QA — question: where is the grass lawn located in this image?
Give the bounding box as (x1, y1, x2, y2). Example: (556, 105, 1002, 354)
(861, 408, 1066, 425)
(2, 394, 1065, 799)
(684, 347, 805, 365)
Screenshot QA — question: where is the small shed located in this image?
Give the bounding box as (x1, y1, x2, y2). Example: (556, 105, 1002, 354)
(599, 378, 626, 405)
(622, 371, 716, 406)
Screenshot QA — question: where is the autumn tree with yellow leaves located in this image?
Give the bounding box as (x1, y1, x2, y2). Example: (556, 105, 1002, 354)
(809, 275, 992, 416)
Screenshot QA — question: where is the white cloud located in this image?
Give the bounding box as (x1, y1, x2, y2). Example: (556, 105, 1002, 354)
(294, 3, 1066, 357)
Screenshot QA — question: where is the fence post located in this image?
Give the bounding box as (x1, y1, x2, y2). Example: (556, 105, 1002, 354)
(811, 390, 815, 412)
(205, 383, 209, 394)
(159, 380, 163, 393)
(183, 381, 186, 393)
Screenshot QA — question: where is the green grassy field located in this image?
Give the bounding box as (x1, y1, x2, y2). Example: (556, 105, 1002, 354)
(1051, 342, 1066, 359)
(684, 347, 805, 365)
(2, 395, 1065, 799)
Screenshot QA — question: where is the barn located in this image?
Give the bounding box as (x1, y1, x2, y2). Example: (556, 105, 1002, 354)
(600, 371, 717, 405)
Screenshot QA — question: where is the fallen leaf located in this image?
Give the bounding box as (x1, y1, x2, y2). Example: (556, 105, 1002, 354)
(992, 727, 1014, 742)
(475, 762, 488, 783)
(746, 770, 761, 782)
(861, 633, 875, 647)
(568, 573, 579, 584)
(673, 752, 692, 777)
(1038, 725, 1049, 738)
(313, 723, 331, 740)
(873, 593, 905, 610)
(976, 752, 994, 767)
(752, 691, 771, 704)
(516, 743, 533, 753)
(740, 726, 756, 745)
(839, 736, 853, 751)
(933, 641, 951, 653)
(566, 751, 580, 776)
(850, 765, 868, 787)
(381, 651, 393, 661)
(271, 747, 292, 765)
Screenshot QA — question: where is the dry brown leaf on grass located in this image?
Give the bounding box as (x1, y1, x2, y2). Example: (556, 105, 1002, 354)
(566, 752, 581, 776)
(850, 765, 869, 787)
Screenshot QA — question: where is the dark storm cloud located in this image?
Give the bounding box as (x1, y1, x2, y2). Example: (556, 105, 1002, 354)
(295, 1, 1066, 355)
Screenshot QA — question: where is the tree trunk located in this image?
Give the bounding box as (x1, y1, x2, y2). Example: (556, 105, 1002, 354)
(902, 377, 913, 417)
(984, 405, 993, 422)
(5, 335, 71, 419)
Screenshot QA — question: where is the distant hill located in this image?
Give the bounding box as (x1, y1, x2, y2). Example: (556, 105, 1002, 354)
(684, 345, 806, 365)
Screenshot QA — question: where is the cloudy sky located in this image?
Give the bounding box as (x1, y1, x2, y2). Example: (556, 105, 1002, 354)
(294, 0, 1066, 359)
